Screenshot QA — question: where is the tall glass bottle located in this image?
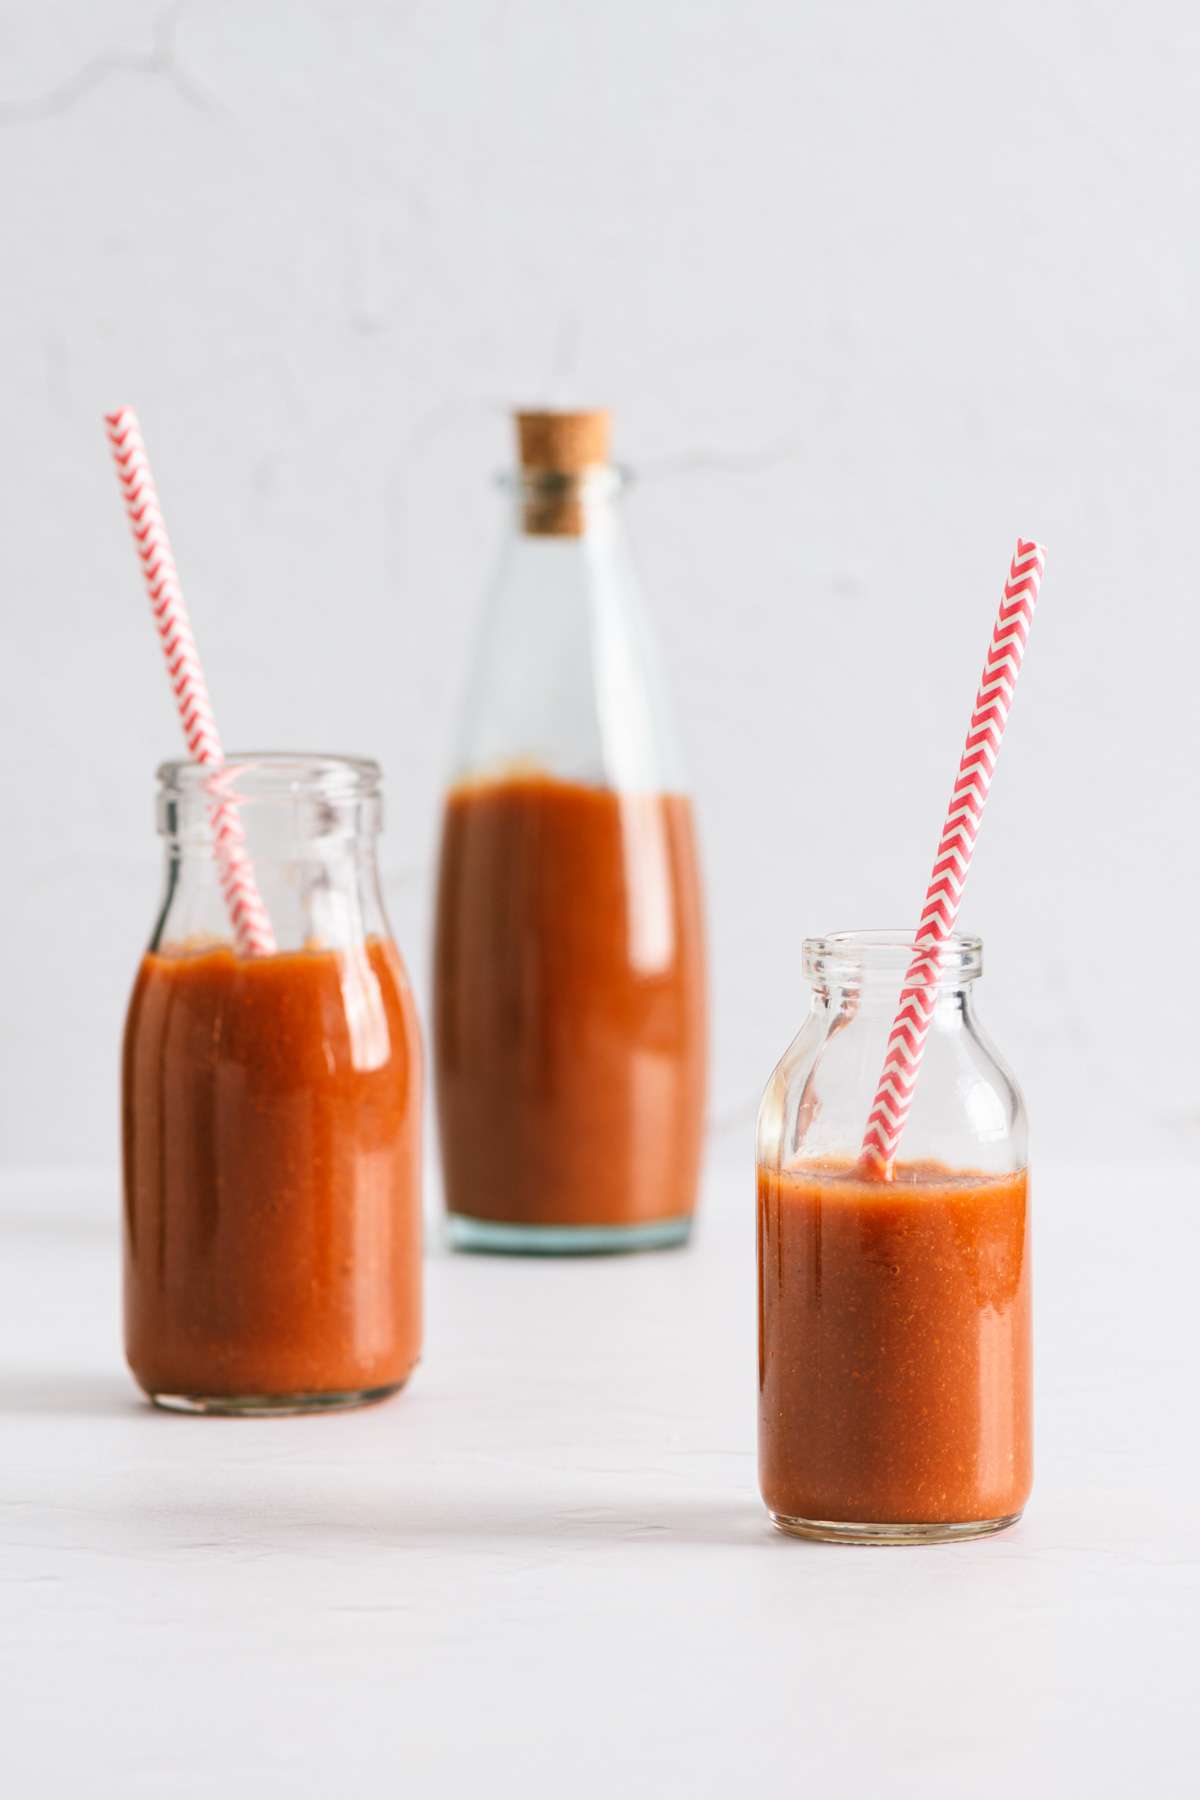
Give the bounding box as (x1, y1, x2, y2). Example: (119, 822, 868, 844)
(433, 410, 707, 1253)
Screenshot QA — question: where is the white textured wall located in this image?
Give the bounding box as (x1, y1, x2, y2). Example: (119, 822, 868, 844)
(2, 0, 1196, 1172)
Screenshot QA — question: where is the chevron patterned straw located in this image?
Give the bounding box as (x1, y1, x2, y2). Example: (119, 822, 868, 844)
(860, 538, 1047, 1178)
(105, 407, 276, 956)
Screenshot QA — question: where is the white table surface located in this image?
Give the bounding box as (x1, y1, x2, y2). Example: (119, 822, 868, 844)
(2, 1151, 1197, 1797)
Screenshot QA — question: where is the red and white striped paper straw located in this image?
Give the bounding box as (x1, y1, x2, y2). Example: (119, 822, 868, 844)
(105, 407, 276, 957)
(860, 538, 1047, 1177)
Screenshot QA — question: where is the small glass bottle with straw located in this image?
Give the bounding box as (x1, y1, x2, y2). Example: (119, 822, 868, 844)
(107, 410, 423, 1415)
(757, 541, 1045, 1543)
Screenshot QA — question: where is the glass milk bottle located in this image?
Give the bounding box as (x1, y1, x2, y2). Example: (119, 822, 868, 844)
(757, 931, 1032, 1542)
(123, 754, 423, 1413)
(433, 410, 707, 1253)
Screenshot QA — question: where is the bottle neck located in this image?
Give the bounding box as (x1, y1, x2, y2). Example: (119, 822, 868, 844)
(763, 932, 1022, 1176)
(803, 930, 984, 1028)
(152, 755, 390, 955)
(449, 464, 683, 792)
(812, 980, 977, 1032)
(508, 467, 626, 541)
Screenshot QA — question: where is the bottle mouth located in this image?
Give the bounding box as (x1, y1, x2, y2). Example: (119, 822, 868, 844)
(804, 929, 983, 987)
(157, 753, 381, 804)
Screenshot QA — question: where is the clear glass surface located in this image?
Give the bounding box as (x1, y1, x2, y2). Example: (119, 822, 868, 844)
(151, 753, 391, 954)
(449, 471, 686, 790)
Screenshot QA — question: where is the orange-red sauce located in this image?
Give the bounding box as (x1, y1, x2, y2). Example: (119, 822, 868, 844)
(758, 1160, 1031, 1524)
(433, 774, 706, 1230)
(123, 938, 422, 1400)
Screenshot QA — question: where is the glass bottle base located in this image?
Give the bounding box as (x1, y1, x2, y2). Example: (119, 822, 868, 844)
(768, 1509, 1023, 1545)
(147, 1381, 408, 1417)
(447, 1213, 692, 1256)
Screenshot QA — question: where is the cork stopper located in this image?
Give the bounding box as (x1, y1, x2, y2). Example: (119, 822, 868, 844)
(514, 409, 612, 536)
(516, 410, 611, 474)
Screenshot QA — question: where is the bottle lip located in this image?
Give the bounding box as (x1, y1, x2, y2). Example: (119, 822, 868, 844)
(804, 928, 984, 986)
(156, 752, 381, 802)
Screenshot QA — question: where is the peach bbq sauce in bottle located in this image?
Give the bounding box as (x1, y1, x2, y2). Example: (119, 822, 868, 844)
(123, 755, 422, 1413)
(757, 932, 1032, 1542)
(433, 411, 707, 1253)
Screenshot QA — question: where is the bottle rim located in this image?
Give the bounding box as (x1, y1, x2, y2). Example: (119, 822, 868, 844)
(156, 752, 381, 803)
(804, 929, 984, 986)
